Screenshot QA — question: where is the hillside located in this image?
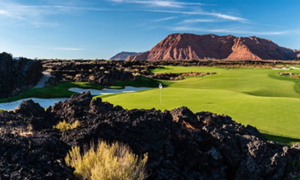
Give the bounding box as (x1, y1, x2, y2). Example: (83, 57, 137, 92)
(126, 33, 299, 61)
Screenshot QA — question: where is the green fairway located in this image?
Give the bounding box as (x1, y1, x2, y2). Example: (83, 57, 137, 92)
(101, 66, 300, 140)
(0, 82, 104, 103)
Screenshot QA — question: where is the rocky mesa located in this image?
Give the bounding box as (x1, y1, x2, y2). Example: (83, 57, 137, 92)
(126, 33, 300, 61)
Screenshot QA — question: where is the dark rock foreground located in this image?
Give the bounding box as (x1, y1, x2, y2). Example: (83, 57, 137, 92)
(0, 52, 43, 98)
(0, 92, 300, 180)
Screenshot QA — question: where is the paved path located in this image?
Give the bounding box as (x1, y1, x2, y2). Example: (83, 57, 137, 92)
(34, 72, 52, 88)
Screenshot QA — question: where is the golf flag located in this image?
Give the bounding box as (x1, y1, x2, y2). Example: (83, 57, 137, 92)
(159, 83, 163, 104)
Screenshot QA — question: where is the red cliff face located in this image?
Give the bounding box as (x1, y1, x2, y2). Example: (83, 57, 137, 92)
(126, 33, 299, 61)
(227, 36, 298, 60)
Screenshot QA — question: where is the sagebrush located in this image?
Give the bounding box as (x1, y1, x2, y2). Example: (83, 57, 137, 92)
(55, 120, 79, 132)
(65, 141, 148, 180)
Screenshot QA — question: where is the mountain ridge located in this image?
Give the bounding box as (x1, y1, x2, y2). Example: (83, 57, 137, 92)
(110, 51, 140, 60)
(126, 33, 300, 61)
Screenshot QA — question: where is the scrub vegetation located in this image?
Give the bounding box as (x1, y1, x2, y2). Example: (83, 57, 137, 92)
(65, 141, 148, 180)
(55, 120, 80, 132)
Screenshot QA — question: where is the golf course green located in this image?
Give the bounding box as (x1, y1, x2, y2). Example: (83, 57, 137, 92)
(1, 65, 300, 143)
(100, 66, 300, 141)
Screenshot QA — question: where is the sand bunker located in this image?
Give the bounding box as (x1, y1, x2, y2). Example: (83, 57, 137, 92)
(0, 98, 69, 110)
(68, 86, 150, 95)
(0, 86, 150, 110)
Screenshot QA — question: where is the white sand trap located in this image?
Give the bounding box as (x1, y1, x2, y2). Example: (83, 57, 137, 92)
(289, 67, 300, 70)
(69, 86, 150, 96)
(0, 86, 150, 111)
(272, 67, 300, 70)
(34, 72, 52, 88)
(0, 98, 69, 111)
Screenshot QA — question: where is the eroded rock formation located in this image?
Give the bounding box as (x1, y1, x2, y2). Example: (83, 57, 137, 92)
(0, 92, 299, 179)
(126, 33, 299, 61)
(0, 52, 43, 98)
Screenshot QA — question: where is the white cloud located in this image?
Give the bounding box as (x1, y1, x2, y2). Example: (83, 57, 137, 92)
(153, 16, 177, 22)
(52, 47, 83, 51)
(110, 0, 203, 8)
(150, 10, 247, 22)
(0, 10, 8, 15)
(0, 1, 112, 27)
(182, 19, 217, 23)
(209, 13, 245, 21)
(171, 26, 290, 35)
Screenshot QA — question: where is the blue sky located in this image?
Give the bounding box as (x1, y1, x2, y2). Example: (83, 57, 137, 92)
(0, 0, 299, 59)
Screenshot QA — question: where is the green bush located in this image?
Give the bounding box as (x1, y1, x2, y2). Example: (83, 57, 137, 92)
(65, 141, 148, 180)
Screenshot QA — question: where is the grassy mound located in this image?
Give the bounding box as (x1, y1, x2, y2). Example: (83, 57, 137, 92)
(65, 141, 148, 180)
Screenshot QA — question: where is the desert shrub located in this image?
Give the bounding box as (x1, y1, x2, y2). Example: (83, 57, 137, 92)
(0, 125, 34, 137)
(65, 141, 148, 180)
(89, 75, 96, 81)
(55, 120, 79, 132)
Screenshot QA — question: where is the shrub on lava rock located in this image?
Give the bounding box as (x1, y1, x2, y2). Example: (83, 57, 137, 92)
(55, 120, 80, 132)
(65, 141, 148, 180)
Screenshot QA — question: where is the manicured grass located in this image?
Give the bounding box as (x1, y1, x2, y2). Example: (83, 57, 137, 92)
(114, 76, 168, 87)
(102, 66, 300, 140)
(263, 133, 300, 145)
(2, 66, 300, 143)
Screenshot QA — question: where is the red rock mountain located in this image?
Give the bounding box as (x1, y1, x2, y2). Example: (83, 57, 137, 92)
(126, 33, 299, 61)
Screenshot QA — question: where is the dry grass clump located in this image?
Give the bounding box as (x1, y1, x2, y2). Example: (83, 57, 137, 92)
(55, 120, 79, 132)
(65, 141, 148, 180)
(0, 125, 34, 137)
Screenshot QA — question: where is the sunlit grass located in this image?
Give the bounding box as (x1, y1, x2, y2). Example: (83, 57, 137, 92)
(55, 120, 80, 132)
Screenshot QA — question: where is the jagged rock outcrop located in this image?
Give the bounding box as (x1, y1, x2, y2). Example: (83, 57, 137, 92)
(0, 52, 43, 98)
(110, 51, 140, 60)
(1, 92, 299, 179)
(126, 33, 299, 61)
